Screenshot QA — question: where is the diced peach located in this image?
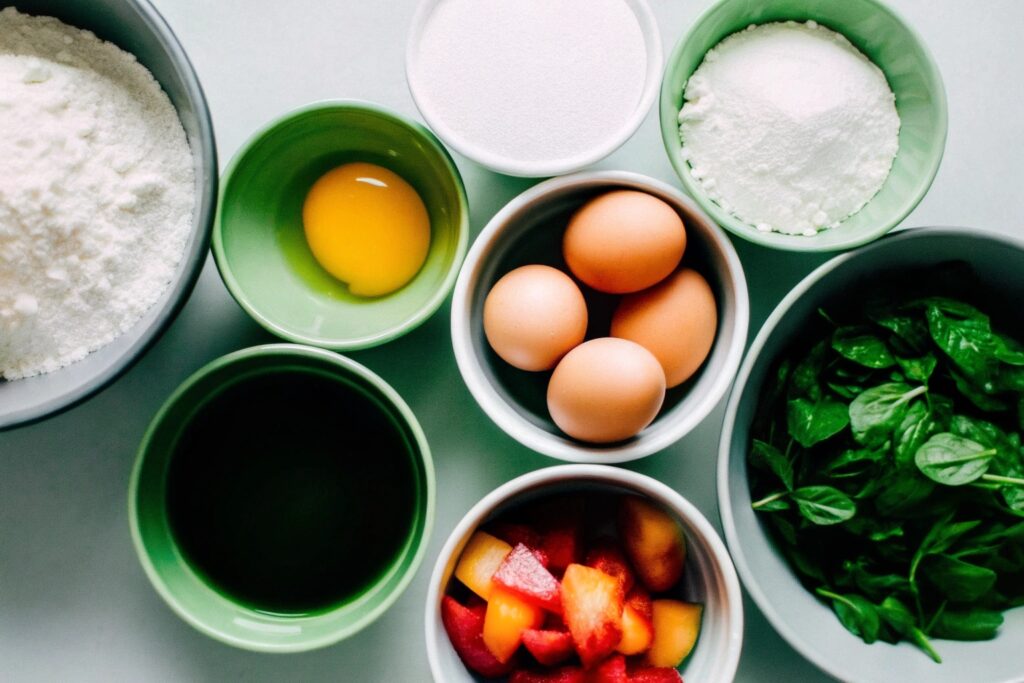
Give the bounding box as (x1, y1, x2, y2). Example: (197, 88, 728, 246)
(646, 600, 702, 668)
(560, 564, 624, 668)
(616, 602, 654, 655)
(455, 531, 513, 600)
(483, 587, 545, 663)
(618, 497, 686, 592)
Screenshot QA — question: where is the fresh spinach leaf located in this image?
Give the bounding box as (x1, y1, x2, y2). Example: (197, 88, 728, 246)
(849, 383, 927, 447)
(877, 596, 942, 663)
(951, 369, 1009, 412)
(788, 397, 849, 448)
(792, 341, 826, 400)
(750, 439, 794, 491)
(895, 400, 939, 467)
(869, 309, 931, 353)
(824, 447, 886, 478)
(922, 554, 998, 603)
(792, 486, 856, 525)
(895, 353, 938, 383)
(816, 589, 881, 643)
(832, 327, 896, 369)
(915, 433, 996, 486)
(930, 609, 1003, 641)
(994, 334, 1024, 366)
(927, 304, 998, 381)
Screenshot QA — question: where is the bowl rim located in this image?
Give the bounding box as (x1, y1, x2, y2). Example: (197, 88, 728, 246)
(128, 343, 437, 653)
(451, 170, 749, 464)
(0, 0, 218, 432)
(424, 463, 745, 682)
(716, 227, 1024, 681)
(211, 98, 470, 351)
(658, 0, 949, 252)
(404, 0, 664, 178)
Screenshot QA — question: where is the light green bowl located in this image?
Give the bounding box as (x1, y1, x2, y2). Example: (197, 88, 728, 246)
(213, 101, 469, 349)
(660, 0, 948, 252)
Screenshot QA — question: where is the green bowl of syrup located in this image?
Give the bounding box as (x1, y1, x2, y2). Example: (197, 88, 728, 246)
(129, 344, 434, 652)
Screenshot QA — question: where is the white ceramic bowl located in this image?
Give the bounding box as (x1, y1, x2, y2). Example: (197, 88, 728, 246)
(719, 228, 1024, 683)
(451, 171, 749, 463)
(424, 464, 744, 682)
(405, 0, 663, 177)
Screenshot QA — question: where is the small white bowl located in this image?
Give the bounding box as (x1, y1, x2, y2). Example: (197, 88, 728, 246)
(424, 464, 744, 682)
(451, 171, 749, 463)
(405, 0, 663, 177)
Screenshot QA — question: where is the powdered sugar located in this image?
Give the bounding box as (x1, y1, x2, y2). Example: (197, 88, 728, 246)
(678, 21, 900, 236)
(0, 8, 195, 380)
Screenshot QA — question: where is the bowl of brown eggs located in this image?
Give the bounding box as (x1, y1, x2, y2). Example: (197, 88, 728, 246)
(451, 171, 749, 463)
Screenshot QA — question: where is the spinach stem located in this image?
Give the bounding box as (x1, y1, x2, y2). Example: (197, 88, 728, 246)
(900, 385, 929, 405)
(751, 490, 789, 509)
(981, 473, 1024, 486)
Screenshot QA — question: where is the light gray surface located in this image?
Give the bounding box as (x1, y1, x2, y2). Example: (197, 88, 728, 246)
(1, 0, 1021, 681)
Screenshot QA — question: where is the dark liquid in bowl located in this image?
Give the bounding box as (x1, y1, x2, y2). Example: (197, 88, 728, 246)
(166, 370, 417, 615)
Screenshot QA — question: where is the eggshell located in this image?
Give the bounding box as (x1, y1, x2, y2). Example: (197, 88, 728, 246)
(547, 338, 666, 443)
(611, 268, 718, 388)
(563, 190, 686, 294)
(483, 265, 588, 371)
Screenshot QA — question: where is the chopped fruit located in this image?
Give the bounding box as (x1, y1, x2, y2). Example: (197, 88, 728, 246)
(440, 595, 516, 678)
(532, 498, 584, 574)
(490, 522, 543, 551)
(589, 654, 627, 683)
(522, 628, 575, 666)
(617, 589, 655, 655)
(625, 587, 653, 621)
(627, 668, 683, 683)
(646, 600, 702, 668)
(618, 497, 686, 592)
(483, 587, 545, 663)
(540, 524, 582, 575)
(511, 667, 586, 683)
(455, 531, 513, 600)
(585, 542, 635, 593)
(543, 611, 569, 630)
(494, 543, 563, 614)
(561, 564, 625, 668)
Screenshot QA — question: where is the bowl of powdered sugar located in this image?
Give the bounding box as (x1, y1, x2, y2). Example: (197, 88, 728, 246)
(0, 2, 216, 430)
(660, 0, 947, 251)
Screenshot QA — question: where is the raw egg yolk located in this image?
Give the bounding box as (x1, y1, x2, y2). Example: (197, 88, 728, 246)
(302, 162, 430, 297)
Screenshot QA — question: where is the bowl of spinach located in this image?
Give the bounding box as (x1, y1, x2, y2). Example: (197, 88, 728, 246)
(719, 228, 1024, 683)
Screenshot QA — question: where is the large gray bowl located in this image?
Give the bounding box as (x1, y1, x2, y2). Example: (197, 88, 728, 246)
(0, 0, 217, 430)
(719, 228, 1024, 683)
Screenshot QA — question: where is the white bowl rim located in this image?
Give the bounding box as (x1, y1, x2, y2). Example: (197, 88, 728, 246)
(716, 227, 1024, 682)
(424, 463, 745, 682)
(404, 0, 664, 178)
(451, 170, 750, 464)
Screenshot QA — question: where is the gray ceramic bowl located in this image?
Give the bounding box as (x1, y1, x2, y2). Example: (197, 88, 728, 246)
(424, 465, 744, 682)
(451, 171, 749, 463)
(719, 228, 1024, 683)
(0, 0, 217, 430)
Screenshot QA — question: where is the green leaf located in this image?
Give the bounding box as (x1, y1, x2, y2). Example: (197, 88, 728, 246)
(832, 327, 896, 369)
(869, 309, 931, 352)
(995, 334, 1024, 366)
(895, 400, 939, 467)
(927, 303, 998, 381)
(849, 383, 928, 447)
(922, 554, 998, 602)
(750, 439, 794, 490)
(915, 433, 996, 486)
(843, 559, 910, 598)
(816, 589, 881, 644)
(788, 397, 850, 448)
(951, 369, 1009, 412)
(895, 353, 938, 383)
(792, 486, 856, 525)
(874, 471, 934, 516)
(930, 609, 1003, 641)
(791, 341, 826, 400)
(877, 596, 942, 663)
(1019, 396, 1024, 431)
(910, 513, 982, 587)
(824, 447, 886, 478)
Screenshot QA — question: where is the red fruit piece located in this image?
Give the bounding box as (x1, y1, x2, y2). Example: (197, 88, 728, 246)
(490, 522, 543, 550)
(589, 654, 627, 683)
(560, 564, 625, 668)
(586, 542, 635, 593)
(511, 667, 587, 683)
(522, 628, 575, 666)
(532, 498, 585, 574)
(625, 587, 653, 621)
(441, 595, 516, 678)
(627, 667, 682, 683)
(493, 543, 563, 614)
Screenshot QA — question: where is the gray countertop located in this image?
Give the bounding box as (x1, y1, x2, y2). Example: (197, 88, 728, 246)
(2, 0, 1023, 680)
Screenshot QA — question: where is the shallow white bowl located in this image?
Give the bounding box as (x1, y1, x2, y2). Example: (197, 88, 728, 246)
(424, 464, 744, 682)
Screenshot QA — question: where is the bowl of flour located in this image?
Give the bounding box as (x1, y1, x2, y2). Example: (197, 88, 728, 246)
(660, 0, 947, 251)
(0, 2, 216, 430)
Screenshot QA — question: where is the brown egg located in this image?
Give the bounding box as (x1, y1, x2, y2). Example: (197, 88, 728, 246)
(563, 190, 686, 294)
(483, 265, 588, 371)
(547, 338, 666, 443)
(611, 268, 718, 388)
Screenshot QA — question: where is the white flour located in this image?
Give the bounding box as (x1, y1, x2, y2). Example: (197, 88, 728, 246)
(678, 21, 900, 236)
(0, 8, 195, 380)
(412, 0, 647, 165)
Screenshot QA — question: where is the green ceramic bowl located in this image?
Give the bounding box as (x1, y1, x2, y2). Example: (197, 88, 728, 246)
(129, 344, 435, 652)
(660, 0, 947, 252)
(214, 101, 469, 349)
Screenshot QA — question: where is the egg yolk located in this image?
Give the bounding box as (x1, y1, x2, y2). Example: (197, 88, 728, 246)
(302, 162, 430, 297)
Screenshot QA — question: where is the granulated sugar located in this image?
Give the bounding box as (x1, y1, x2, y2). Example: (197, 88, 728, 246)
(411, 0, 647, 166)
(0, 8, 194, 380)
(678, 21, 900, 236)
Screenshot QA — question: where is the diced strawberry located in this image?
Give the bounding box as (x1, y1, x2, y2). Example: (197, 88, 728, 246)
(543, 611, 569, 631)
(588, 654, 627, 683)
(532, 498, 585, 574)
(494, 543, 563, 614)
(585, 542, 635, 593)
(560, 564, 625, 668)
(522, 628, 575, 666)
(441, 595, 516, 677)
(511, 666, 587, 683)
(627, 667, 682, 683)
(541, 524, 582, 575)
